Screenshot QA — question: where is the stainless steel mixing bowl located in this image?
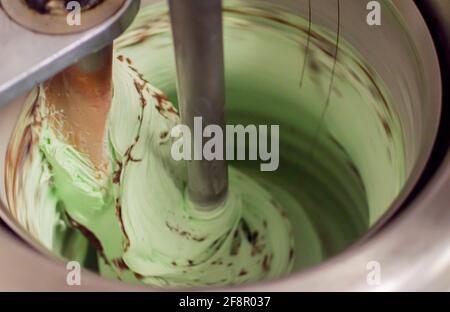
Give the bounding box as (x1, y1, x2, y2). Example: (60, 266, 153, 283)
(0, 0, 448, 291)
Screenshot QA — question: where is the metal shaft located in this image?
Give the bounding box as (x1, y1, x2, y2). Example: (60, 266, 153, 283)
(168, 0, 228, 209)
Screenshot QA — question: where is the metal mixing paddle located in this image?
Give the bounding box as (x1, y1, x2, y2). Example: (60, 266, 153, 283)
(168, 0, 228, 209)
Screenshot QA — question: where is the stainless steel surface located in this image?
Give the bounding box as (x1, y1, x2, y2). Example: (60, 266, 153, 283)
(0, 0, 448, 291)
(0, 0, 139, 108)
(73, 44, 112, 74)
(1, 0, 126, 34)
(168, 0, 228, 208)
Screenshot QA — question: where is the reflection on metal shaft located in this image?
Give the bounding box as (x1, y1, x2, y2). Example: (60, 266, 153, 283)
(169, 0, 228, 209)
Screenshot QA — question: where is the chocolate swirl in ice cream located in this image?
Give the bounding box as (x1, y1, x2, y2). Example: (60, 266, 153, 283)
(5, 55, 294, 287)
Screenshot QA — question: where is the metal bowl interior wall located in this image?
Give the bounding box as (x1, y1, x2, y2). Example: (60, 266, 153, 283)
(0, 0, 445, 291)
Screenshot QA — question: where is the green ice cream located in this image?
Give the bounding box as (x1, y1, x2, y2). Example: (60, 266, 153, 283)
(5, 1, 406, 288)
(7, 56, 294, 287)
